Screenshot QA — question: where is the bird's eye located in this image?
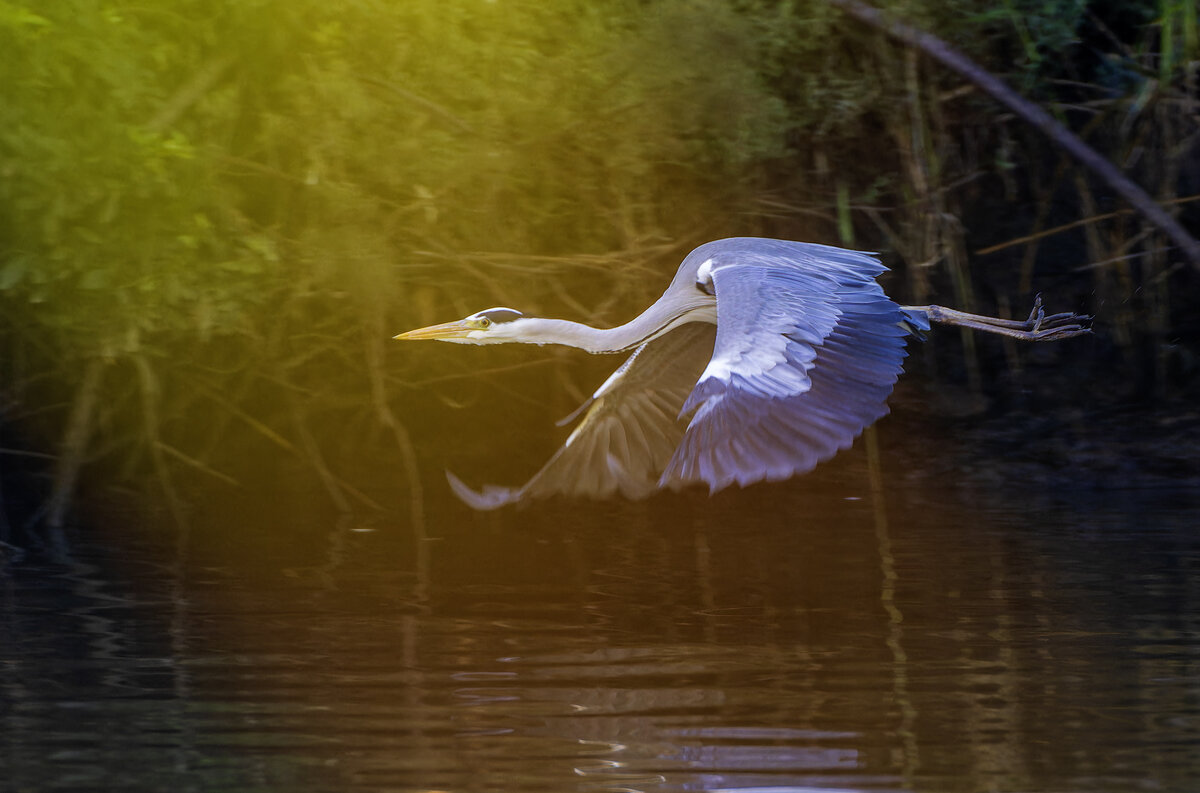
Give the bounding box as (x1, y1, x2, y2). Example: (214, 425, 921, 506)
(478, 317, 491, 328)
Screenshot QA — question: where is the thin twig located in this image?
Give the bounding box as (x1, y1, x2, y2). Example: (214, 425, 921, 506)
(133, 354, 187, 528)
(358, 75, 475, 134)
(147, 53, 237, 133)
(978, 194, 1200, 256)
(45, 358, 103, 529)
(155, 442, 240, 487)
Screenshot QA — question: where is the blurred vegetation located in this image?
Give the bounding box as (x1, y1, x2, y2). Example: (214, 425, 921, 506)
(1, 0, 1197, 527)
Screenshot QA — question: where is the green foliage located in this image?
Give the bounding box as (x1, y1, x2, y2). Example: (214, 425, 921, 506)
(0, 0, 804, 490)
(0, 1, 277, 355)
(968, 0, 1092, 87)
(0, 0, 1195, 512)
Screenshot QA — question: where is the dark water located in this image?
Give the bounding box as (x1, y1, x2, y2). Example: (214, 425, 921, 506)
(3, 465, 1199, 792)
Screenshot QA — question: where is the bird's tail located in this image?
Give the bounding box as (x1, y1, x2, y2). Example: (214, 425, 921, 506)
(899, 306, 931, 340)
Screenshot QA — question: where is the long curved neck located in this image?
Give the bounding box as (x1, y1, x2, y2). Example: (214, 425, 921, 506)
(516, 292, 714, 353)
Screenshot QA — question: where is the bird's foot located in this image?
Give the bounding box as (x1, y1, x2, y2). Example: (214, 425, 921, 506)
(923, 299, 1091, 341)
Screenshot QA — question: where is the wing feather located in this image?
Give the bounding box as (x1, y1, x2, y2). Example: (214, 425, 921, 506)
(448, 322, 716, 509)
(449, 237, 912, 507)
(661, 239, 908, 492)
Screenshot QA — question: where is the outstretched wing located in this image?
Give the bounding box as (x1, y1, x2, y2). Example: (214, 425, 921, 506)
(660, 240, 909, 491)
(448, 322, 716, 510)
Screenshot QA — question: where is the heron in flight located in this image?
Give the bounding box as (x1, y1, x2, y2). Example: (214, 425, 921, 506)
(396, 238, 1088, 509)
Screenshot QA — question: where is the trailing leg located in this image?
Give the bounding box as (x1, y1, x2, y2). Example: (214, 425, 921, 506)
(905, 295, 1091, 341)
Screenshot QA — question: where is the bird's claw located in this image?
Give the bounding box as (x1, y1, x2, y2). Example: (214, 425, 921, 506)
(924, 300, 1091, 340)
(1019, 294, 1090, 339)
(1027, 294, 1045, 331)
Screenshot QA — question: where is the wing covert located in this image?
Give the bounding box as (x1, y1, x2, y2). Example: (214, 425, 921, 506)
(662, 239, 908, 492)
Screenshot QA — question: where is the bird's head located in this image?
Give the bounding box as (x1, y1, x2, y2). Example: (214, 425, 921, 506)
(393, 307, 529, 345)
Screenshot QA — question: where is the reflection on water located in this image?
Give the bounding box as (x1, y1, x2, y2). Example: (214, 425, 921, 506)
(2, 468, 1198, 792)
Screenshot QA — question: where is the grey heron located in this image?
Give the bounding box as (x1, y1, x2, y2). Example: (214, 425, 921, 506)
(395, 238, 1088, 509)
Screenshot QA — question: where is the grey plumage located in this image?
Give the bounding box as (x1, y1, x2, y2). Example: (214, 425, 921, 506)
(396, 236, 1087, 509)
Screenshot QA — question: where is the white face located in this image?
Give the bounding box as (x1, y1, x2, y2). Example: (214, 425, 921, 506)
(393, 307, 527, 344)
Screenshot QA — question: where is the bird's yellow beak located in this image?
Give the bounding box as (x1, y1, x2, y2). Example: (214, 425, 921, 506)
(392, 319, 476, 341)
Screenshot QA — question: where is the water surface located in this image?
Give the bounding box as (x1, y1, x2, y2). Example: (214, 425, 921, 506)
(2, 466, 1198, 792)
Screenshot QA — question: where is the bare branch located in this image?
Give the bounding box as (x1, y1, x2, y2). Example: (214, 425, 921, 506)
(830, 0, 1200, 269)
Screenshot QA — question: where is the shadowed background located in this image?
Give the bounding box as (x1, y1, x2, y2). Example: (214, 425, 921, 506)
(2, 0, 1197, 524)
(1, 4, 1199, 789)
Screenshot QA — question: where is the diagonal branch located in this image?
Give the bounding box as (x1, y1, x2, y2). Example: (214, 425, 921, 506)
(830, 0, 1200, 269)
